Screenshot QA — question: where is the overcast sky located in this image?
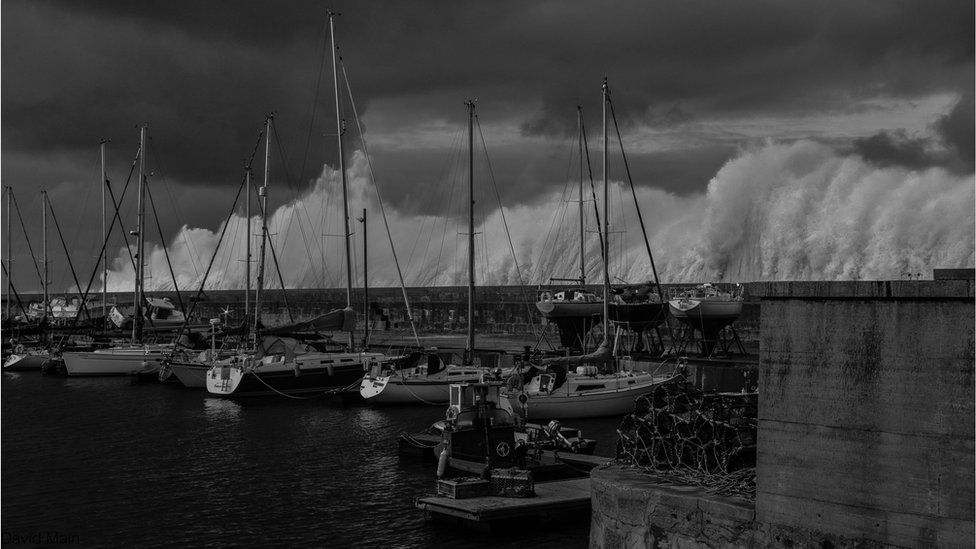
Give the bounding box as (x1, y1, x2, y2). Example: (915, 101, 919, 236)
(2, 0, 973, 292)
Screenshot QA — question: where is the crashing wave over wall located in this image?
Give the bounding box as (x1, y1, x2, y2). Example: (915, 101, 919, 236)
(106, 140, 974, 291)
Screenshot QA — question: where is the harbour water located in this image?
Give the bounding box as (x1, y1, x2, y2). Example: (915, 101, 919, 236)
(1, 364, 621, 548)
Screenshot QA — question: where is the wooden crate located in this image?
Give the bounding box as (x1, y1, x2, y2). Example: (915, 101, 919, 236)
(490, 467, 535, 497)
(436, 478, 491, 499)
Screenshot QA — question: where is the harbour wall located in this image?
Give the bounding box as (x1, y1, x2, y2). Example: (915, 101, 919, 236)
(10, 283, 761, 347)
(590, 278, 975, 548)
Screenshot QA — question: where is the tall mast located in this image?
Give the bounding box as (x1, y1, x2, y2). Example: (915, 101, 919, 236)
(359, 208, 368, 348)
(465, 100, 476, 364)
(329, 10, 355, 351)
(601, 79, 610, 342)
(5, 187, 11, 321)
(577, 106, 586, 285)
(41, 190, 48, 322)
(254, 115, 272, 345)
(244, 166, 251, 332)
(133, 125, 147, 343)
(100, 139, 108, 322)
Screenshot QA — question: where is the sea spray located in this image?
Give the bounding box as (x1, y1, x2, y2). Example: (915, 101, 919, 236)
(102, 140, 974, 290)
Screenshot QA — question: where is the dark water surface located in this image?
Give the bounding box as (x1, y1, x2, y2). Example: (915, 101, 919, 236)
(2, 370, 620, 548)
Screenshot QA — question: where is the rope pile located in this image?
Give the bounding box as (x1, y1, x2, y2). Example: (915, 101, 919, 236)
(616, 379, 757, 499)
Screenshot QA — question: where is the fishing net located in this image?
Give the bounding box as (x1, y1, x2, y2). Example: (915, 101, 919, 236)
(615, 379, 757, 500)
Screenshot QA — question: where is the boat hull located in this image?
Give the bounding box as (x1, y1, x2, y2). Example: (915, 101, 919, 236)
(668, 299, 743, 330)
(205, 352, 381, 397)
(608, 302, 667, 330)
(360, 368, 486, 404)
(501, 374, 679, 420)
(62, 345, 171, 376)
(168, 362, 209, 388)
(534, 300, 603, 319)
(3, 352, 51, 371)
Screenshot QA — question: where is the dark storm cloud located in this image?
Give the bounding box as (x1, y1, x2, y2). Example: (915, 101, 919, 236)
(3, 0, 973, 214)
(852, 92, 975, 173)
(934, 91, 976, 171)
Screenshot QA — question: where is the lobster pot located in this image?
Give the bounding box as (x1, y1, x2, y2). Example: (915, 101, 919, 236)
(436, 478, 491, 499)
(490, 467, 535, 498)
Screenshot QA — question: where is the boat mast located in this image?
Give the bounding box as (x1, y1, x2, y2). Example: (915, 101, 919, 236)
(359, 208, 368, 348)
(254, 114, 272, 347)
(5, 187, 10, 321)
(329, 10, 356, 351)
(133, 125, 147, 343)
(466, 100, 476, 365)
(577, 106, 586, 286)
(100, 139, 108, 322)
(244, 166, 251, 333)
(601, 79, 610, 343)
(41, 190, 48, 323)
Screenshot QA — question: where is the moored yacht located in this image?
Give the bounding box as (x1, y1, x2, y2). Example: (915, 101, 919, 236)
(205, 336, 384, 398)
(62, 343, 173, 376)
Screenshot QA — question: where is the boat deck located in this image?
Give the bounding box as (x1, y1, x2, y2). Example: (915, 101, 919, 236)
(416, 477, 591, 529)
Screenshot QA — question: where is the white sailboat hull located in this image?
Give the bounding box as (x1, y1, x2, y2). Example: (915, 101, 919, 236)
(501, 373, 680, 420)
(62, 345, 172, 376)
(360, 367, 487, 404)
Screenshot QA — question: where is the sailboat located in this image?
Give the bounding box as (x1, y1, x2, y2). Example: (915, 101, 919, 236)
(204, 16, 388, 397)
(62, 126, 175, 376)
(535, 107, 604, 352)
(500, 79, 681, 420)
(359, 101, 508, 405)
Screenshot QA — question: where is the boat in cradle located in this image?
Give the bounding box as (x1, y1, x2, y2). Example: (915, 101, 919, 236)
(668, 283, 744, 330)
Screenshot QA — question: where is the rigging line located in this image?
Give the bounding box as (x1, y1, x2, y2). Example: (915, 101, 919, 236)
(339, 57, 421, 344)
(262, 224, 294, 323)
(537, 125, 578, 285)
(271, 126, 321, 287)
(297, 18, 332, 191)
(248, 167, 296, 318)
(45, 197, 92, 321)
(10, 192, 44, 288)
(439, 128, 466, 284)
(1, 263, 30, 319)
(146, 134, 200, 284)
(167, 129, 265, 356)
(579, 110, 605, 264)
(607, 91, 668, 307)
(269, 122, 319, 285)
(68, 158, 137, 328)
(474, 116, 539, 334)
(145, 134, 201, 279)
(144, 183, 186, 315)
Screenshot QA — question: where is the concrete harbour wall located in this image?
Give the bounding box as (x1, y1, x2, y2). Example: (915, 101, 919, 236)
(590, 279, 975, 548)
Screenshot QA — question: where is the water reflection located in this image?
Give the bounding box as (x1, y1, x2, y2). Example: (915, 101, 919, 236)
(203, 397, 243, 423)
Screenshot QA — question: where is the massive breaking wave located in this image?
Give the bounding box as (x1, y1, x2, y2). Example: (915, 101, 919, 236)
(103, 140, 974, 292)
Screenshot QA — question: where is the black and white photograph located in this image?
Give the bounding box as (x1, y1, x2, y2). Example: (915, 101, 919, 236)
(2, 1, 973, 547)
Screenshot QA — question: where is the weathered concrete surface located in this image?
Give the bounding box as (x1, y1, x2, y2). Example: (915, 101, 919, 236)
(757, 280, 975, 548)
(590, 466, 757, 548)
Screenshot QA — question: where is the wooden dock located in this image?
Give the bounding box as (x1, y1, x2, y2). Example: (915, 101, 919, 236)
(416, 477, 592, 529)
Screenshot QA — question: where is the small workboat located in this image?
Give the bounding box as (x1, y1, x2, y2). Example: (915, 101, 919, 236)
(400, 382, 598, 479)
